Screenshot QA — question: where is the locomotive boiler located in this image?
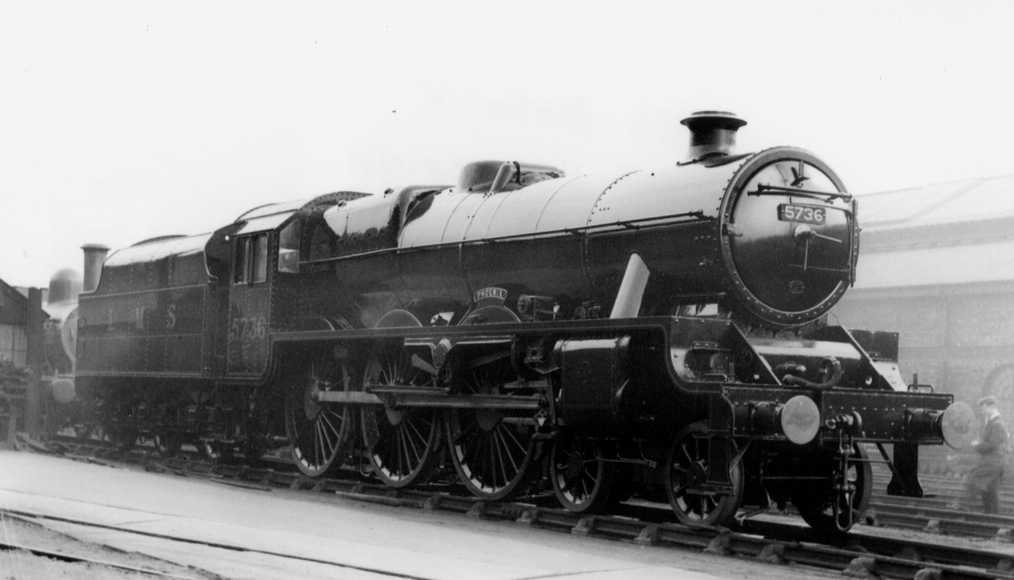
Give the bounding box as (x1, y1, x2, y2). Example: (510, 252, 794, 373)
(62, 111, 973, 534)
(321, 111, 854, 331)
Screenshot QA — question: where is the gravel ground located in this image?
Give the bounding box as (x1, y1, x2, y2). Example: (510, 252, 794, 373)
(2, 552, 172, 580)
(0, 514, 210, 579)
(0, 450, 842, 579)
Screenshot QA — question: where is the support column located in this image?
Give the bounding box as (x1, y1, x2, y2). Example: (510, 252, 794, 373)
(24, 287, 44, 439)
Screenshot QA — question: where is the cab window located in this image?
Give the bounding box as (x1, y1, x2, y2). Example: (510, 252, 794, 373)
(252, 235, 268, 283)
(233, 238, 249, 283)
(234, 233, 270, 284)
(277, 220, 300, 273)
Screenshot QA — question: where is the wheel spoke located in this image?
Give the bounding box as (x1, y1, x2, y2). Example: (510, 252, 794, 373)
(487, 431, 498, 488)
(287, 356, 355, 476)
(446, 327, 535, 501)
(403, 421, 422, 464)
(317, 417, 334, 450)
(666, 426, 741, 527)
(320, 410, 342, 443)
(309, 416, 319, 466)
(401, 425, 415, 474)
(502, 423, 528, 457)
(494, 430, 511, 489)
(395, 427, 406, 477)
(406, 416, 427, 450)
(361, 338, 438, 487)
(549, 437, 612, 513)
(497, 425, 521, 475)
(317, 419, 330, 465)
(680, 445, 694, 464)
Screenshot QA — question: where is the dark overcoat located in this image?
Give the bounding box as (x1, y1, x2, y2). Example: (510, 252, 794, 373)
(968, 415, 1007, 493)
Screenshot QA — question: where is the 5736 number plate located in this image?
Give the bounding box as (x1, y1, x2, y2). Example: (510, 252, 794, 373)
(778, 203, 826, 225)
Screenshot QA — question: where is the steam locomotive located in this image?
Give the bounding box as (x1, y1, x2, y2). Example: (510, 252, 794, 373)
(52, 112, 973, 534)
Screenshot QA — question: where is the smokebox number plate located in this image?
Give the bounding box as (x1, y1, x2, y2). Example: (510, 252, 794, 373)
(778, 203, 826, 225)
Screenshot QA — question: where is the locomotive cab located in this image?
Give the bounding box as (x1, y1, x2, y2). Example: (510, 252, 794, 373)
(213, 193, 375, 376)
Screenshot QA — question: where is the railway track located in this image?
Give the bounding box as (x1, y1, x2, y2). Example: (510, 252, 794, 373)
(37, 433, 1014, 543)
(0, 508, 434, 580)
(0, 509, 213, 579)
(861, 462, 1014, 540)
(865, 498, 1014, 541)
(14, 434, 1014, 580)
(0, 537, 196, 579)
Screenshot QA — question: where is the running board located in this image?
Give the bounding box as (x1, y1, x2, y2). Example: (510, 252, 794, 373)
(314, 388, 543, 411)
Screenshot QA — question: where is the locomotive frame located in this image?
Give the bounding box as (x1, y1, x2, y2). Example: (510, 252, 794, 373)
(59, 112, 972, 535)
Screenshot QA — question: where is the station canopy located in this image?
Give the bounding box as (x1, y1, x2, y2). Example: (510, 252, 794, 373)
(858, 174, 1014, 232)
(856, 238, 1014, 289)
(853, 173, 1014, 290)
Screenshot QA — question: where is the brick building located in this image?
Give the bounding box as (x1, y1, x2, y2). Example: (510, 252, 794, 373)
(831, 174, 1014, 411)
(0, 279, 34, 367)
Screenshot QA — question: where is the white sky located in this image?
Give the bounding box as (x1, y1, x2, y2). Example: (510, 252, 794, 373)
(2, 0, 1013, 287)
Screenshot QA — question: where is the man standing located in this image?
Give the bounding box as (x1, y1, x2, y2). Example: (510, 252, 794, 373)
(964, 396, 1008, 514)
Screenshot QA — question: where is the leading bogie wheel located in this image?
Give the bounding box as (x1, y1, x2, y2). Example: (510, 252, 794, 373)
(549, 434, 614, 513)
(285, 353, 354, 477)
(792, 443, 872, 535)
(665, 423, 743, 526)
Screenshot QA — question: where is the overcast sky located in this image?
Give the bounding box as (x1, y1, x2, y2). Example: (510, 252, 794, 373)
(2, 1, 1013, 287)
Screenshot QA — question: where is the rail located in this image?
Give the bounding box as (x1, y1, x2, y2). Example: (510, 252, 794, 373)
(16, 434, 1014, 580)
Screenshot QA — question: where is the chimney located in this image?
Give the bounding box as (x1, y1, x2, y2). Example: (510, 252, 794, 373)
(81, 243, 110, 293)
(680, 110, 747, 161)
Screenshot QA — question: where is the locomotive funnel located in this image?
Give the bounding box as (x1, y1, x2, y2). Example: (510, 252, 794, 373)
(680, 110, 746, 161)
(81, 243, 109, 293)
